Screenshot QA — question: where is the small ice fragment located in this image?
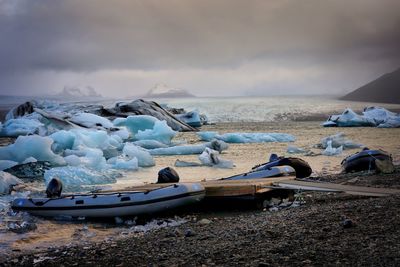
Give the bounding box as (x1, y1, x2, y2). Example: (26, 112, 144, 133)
(322, 140, 343, 156)
(287, 145, 306, 154)
(122, 143, 155, 167)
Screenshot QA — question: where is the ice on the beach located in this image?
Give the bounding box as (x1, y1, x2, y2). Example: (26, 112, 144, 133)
(0, 118, 45, 137)
(135, 120, 177, 144)
(0, 171, 23, 194)
(64, 155, 81, 166)
(323, 107, 400, 128)
(198, 147, 234, 168)
(113, 115, 158, 134)
(122, 143, 155, 167)
(70, 113, 114, 129)
(318, 133, 362, 150)
(0, 135, 65, 165)
(0, 160, 18, 171)
(149, 140, 228, 155)
(175, 111, 202, 127)
(112, 128, 131, 141)
(133, 140, 168, 149)
(79, 148, 108, 170)
(197, 131, 295, 143)
(107, 156, 139, 170)
(44, 166, 119, 191)
(287, 145, 307, 154)
(322, 140, 343, 156)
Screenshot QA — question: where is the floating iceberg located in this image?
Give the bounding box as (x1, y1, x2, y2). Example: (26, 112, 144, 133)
(0, 171, 23, 194)
(317, 133, 362, 150)
(44, 166, 120, 191)
(323, 107, 400, 128)
(122, 143, 155, 167)
(197, 131, 295, 143)
(0, 135, 65, 165)
(322, 140, 343, 156)
(149, 140, 228, 155)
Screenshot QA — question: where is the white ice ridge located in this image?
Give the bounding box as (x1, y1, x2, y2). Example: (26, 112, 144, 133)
(69, 113, 114, 129)
(197, 131, 295, 143)
(323, 106, 400, 128)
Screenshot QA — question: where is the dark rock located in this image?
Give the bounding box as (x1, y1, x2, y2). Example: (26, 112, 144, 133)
(4, 161, 51, 180)
(342, 218, 354, 228)
(184, 229, 196, 237)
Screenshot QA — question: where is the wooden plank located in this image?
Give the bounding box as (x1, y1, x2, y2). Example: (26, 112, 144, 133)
(274, 180, 400, 197)
(108, 176, 296, 197)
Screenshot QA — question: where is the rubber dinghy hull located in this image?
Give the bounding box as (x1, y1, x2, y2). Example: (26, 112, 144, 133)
(341, 149, 392, 173)
(11, 183, 205, 218)
(222, 166, 295, 180)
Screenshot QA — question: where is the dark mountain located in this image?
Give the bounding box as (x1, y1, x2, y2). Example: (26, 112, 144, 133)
(341, 68, 400, 104)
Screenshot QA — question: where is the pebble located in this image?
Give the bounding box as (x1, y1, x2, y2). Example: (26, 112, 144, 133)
(342, 219, 354, 228)
(198, 219, 212, 225)
(184, 229, 196, 237)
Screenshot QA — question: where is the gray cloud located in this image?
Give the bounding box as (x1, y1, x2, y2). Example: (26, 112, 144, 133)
(0, 0, 400, 96)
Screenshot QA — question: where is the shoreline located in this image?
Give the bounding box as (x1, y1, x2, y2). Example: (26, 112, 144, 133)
(1, 169, 400, 266)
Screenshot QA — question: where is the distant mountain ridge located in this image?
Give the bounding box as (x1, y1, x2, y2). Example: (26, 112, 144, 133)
(341, 68, 400, 104)
(145, 83, 195, 98)
(56, 86, 103, 99)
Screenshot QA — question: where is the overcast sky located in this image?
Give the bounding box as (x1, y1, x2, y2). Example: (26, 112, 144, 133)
(1, 0, 399, 97)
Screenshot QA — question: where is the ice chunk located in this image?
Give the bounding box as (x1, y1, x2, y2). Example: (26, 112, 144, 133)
(70, 113, 114, 129)
(318, 133, 362, 150)
(50, 130, 76, 152)
(122, 143, 155, 167)
(113, 115, 158, 134)
(64, 155, 81, 166)
(323, 108, 378, 127)
(322, 140, 343, 156)
(135, 120, 177, 144)
(149, 140, 228, 155)
(44, 166, 119, 191)
(175, 111, 202, 127)
(0, 160, 18, 171)
(107, 156, 139, 170)
(112, 128, 131, 140)
(21, 157, 37, 164)
(198, 148, 234, 169)
(0, 135, 65, 165)
(197, 131, 218, 141)
(208, 132, 295, 143)
(0, 118, 44, 137)
(174, 160, 203, 167)
(377, 116, 400, 128)
(79, 148, 108, 170)
(133, 140, 168, 149)
(287, 145, 307, 154)
(0, 171, 23, 194)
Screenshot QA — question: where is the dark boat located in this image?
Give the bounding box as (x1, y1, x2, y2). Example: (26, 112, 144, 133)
(251, 154, 312, 178)
(341, 148, 392, 173)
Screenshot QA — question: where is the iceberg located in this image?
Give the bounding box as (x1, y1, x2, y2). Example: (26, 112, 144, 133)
(149, 140, 228, 155)
(0, 171, 23, 194)
(287, 145, 307, 154)
(377, 116, 400, 128)
(79, 147, 108, 170)
(64, 155, 81, 166)
(122, 143, 155, 167)
(44, 166, 120, 191)
(0, 135, 65, 165)
(197, 131, 295, 143)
